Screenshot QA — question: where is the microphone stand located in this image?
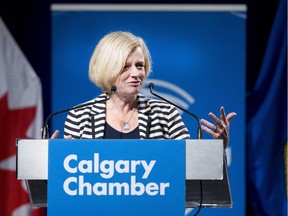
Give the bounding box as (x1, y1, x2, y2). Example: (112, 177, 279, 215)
(149, 83, 203, 216)
(149, 83, 202, 139)
(42, 86, 117, 139)
(41, 100, 97, 139)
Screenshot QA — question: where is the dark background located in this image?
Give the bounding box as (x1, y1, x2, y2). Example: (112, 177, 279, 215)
(0, 0, 282, 215)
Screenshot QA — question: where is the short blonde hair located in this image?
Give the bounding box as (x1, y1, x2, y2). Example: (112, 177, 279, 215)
(89, 31, 152, 94)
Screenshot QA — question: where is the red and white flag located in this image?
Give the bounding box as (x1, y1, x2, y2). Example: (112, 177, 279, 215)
(0, 17, 45, 216)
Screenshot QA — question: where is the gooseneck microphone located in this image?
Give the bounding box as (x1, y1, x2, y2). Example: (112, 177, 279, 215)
(149, 83, 202, 139)
(41, 85, 117, 139)
(149, 83, 204, 216)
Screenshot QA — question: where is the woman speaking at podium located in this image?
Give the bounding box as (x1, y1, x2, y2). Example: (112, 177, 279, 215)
(51, 31, 236, 148)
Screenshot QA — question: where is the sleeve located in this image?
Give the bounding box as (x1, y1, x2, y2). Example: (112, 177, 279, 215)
(167, 106, 190, 140)
(64, 110, 81, 139)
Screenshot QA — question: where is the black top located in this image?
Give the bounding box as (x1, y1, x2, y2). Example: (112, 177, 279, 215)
(104, 122, 140, 139)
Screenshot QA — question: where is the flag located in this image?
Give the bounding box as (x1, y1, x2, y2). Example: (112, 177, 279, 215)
(0, 17, 45, 215)
(246, 0, 287, 215)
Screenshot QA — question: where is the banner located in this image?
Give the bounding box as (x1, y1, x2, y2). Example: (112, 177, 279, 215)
(51, 4, 246, 215)
(48, 139, 185, 216)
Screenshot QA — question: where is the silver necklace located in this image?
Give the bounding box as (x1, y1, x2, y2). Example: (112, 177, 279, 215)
(108, 101, 136, 131)
(123, 108, 136, 131)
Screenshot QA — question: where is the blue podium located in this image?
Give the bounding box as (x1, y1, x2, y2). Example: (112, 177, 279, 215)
(16, 139, 230, 215)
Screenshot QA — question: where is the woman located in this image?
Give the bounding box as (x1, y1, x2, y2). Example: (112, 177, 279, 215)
(54, 31, 236, 147)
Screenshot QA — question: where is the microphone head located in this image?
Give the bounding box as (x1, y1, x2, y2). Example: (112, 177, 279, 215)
(148, 83, 154, 89)
(111, 85, 117, 93)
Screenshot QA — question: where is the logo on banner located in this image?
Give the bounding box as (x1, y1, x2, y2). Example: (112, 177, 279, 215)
(141, 79, 195, 114)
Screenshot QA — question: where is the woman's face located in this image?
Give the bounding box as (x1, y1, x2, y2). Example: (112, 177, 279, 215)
(114, 47, 146, 97)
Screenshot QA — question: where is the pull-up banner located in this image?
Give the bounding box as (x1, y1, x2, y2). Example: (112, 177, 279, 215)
(51, 4, 246, 215)
(48, 139, 185, 216)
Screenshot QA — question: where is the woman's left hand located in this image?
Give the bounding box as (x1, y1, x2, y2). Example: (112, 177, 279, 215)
(200, 106, 237, 148)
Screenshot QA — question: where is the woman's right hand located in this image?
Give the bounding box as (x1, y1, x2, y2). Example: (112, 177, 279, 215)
(50, 130, 60, 139)
(50, 130, 73, 139)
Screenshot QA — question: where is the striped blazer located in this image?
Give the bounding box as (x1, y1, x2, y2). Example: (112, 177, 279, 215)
(64, 94, 190, 140)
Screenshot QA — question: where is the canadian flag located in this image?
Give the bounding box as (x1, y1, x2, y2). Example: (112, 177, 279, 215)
(0, 17, 46, 216)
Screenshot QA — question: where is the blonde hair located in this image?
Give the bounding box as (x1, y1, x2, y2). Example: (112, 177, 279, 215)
(89, 31, 152, 94)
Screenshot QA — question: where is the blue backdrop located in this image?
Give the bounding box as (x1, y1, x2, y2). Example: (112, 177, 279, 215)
(51, 4, 246, 215)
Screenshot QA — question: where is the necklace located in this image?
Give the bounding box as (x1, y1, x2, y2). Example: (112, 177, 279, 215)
(108, 100, 137, 131)
(122, 108, 136, 131)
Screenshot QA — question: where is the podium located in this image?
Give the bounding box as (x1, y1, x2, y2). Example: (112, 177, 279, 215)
(16, 139, 232, 215)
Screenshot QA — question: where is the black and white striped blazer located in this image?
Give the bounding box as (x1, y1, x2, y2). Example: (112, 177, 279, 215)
(64, 94, 190, 140)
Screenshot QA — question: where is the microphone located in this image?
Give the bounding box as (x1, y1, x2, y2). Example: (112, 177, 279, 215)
(149, 82, 204, 215)
(41, 85, 117, 139)
(148, 83, 202, 139)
